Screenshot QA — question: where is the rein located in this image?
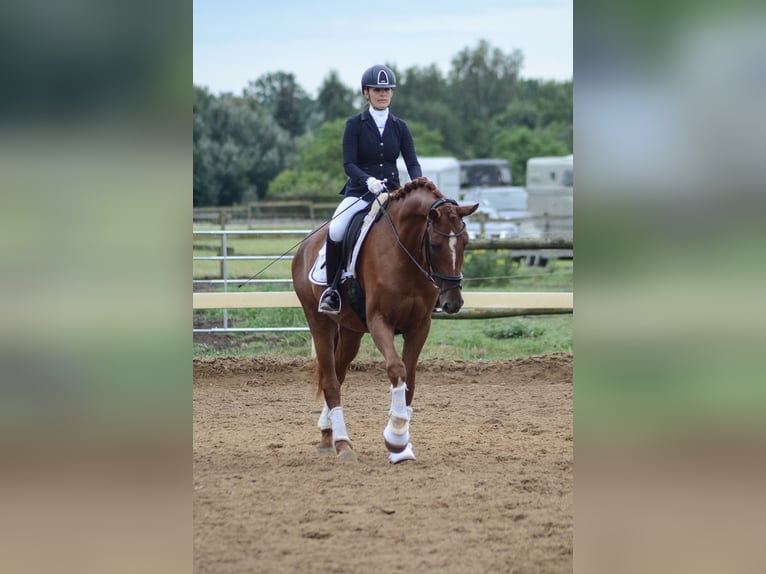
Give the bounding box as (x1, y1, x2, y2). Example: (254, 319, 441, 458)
(379, 196, 466, 294)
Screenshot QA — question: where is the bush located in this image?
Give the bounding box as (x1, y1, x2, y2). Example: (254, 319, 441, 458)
(484, 319, 544, 339)
(462, 250, 517, 287)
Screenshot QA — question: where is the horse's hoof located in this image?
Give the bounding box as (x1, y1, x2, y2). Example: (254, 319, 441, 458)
(388, 443, 416, 464)
(334, 440, 358, 462)
(336, 449, 358, 462)
(317, 429, 334, 454)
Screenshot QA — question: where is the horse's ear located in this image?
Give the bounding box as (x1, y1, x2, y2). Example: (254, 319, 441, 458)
(458, 203, 480, 217)
(429, 206, 441, 222)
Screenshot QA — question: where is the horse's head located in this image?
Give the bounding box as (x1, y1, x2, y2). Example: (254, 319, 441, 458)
(426, 199, 479, 314)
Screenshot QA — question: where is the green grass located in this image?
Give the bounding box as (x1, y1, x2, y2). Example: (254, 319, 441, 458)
(193, 310, 572, 361)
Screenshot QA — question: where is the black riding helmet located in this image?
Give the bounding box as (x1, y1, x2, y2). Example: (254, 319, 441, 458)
(360, 64, 397, 93)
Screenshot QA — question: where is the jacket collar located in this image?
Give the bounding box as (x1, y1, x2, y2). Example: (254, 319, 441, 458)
(361, 109, 396, 123)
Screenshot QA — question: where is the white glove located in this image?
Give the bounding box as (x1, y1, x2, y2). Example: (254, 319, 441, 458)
(366, 177, 386, 195)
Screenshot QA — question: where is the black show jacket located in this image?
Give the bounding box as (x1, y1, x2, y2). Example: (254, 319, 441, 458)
(340, 109, 422, 197)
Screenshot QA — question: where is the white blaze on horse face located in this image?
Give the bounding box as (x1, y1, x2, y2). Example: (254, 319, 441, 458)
(449, 232, 458, 272)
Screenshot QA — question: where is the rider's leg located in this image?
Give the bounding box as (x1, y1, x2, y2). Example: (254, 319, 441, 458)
(318, 196, 368, 314)
(318, 238, 343, 314)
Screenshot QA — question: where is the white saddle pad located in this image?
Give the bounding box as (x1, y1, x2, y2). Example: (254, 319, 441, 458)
(309, 194, 389, 286)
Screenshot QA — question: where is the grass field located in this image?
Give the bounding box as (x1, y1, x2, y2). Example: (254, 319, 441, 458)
(193, 310, 572, 361)
(193, 223, 573, 360)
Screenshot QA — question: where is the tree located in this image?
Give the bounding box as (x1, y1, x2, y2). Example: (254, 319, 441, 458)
(193, 41, 573, 207)
(491, 78, 574, 162)
(243, 72, 315, 137)
(193, 87, 296, 205)
(490, 126, 570, 185)
(317, 70, 357, 123)
(448, 40, 524, 123)
(504, 79, 573, 131)
(266, 117, 449, 201)
(393, 64, 465, 157)
(193, 136, 216, 206)
(406, 121, 450, 156)
(266, 119, 347, 201)
(298, 119, 346, 176)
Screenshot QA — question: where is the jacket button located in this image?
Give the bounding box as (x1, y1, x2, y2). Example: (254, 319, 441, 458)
(380, 142, 384, 146)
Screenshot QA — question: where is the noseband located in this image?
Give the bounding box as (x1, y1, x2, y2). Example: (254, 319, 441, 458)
(423, 198, 467, 295)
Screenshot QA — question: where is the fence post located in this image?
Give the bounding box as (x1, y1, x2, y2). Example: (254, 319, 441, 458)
(221, 232, 228, 329)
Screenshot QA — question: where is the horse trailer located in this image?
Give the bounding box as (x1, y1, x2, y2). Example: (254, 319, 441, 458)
(397, 156, 460, 198)
(525, 155, 573, 240)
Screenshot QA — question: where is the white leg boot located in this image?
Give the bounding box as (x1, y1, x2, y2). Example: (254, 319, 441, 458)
(316, 400, 334, 454)
(388, 405, 416, 463)
(329, 406, 351, 447)
(384, 383, 415, 462)
(317, 400, 331, 432)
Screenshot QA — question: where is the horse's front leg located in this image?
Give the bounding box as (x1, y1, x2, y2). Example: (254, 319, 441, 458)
(367, 316, 415, 463)
(383, 320, 432, 463)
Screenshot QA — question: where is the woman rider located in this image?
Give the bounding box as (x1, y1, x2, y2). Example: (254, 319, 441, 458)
(318, 64, 422, 314)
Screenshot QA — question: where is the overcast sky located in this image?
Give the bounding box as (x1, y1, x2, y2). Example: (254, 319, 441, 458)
(194, 0, 572, 96)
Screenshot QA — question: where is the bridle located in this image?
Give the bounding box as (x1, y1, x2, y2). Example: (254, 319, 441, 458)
(380, 196, 468, 295)
(422, 198, 467, 294)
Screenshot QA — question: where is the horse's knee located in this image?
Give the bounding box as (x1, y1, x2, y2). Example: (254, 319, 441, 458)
(386, 360, 407, 385)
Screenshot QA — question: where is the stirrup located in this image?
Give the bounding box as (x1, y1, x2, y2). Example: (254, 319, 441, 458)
(318, 288, 341, 314)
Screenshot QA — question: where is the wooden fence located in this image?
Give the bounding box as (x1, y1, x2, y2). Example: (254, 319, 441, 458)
(193, 201, 338, 224)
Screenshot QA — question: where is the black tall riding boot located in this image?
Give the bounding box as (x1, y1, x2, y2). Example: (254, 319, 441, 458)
(318, 239, 343, 314)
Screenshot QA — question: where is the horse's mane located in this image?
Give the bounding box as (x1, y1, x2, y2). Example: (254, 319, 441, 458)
(389, 177, 444, 202)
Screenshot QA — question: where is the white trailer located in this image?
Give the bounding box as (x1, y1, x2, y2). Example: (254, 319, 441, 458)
(397, 156, 461, 199)
(525, 155, 573, 239)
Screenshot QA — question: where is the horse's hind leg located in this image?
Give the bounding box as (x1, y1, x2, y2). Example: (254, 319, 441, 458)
(311, 319, 357, 461)
(316, 400, 334, 454)
(335, 327, 363, 382)
(316, 327, 363, 454)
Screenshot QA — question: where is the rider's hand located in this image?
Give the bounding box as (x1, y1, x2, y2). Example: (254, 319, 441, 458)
(366, 177, 386, 195)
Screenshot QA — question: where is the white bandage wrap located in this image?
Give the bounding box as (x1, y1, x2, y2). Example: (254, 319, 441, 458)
(317, 400, 331, 431)
(329, 406, 351, 446)
(389, 383, 408, 419)
(384, 384, 412, 452)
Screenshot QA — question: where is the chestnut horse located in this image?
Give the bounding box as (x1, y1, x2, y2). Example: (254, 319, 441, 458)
(291, 178, 479, 462)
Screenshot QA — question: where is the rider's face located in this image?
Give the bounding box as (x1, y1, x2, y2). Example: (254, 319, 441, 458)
(365, 87, 393, 110)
